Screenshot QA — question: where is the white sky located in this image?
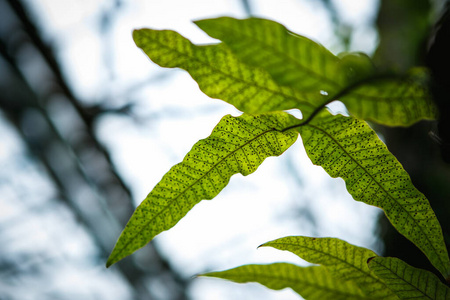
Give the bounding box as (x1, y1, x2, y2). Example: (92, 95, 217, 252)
(13, 1, 381, 299)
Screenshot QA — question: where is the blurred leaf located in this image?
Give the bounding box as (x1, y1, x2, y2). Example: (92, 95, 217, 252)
(337, 52, 375, 85)
(106, 112, 298, 266)
(133, 28, 318, 114)
(195, 17, 343, 94)
(368, 257, 450, 299)
(339, 69, 437, 126)
(202, 263, 370, 300)
(261, 236, 398, 299)
(297, 111, 450, 277)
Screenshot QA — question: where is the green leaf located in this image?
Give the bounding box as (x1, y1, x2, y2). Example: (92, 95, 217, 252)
(106, 112, 299, 267)
(368, 257, 450, 299)
(133, 28, 318, 115)
(339, 69, 437, 126)
(195, 17, 343, 94)
(261, 236, 398, 299)
(194, 18, 436, 126)
(337, 52, 375, 85)
(202, 263, 370, 300)
(297, 112, 450, 278)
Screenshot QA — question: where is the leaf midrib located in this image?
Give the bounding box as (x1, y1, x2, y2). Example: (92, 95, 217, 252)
(138, 31, 316, 112)
(110, 127, 287, 263)
(266, 241, 382, 283)
(199, 21, 342, 91)
(306, 122, 445, 272)
(207, 270, 366, 297)
(370, 259, 434, 300)
(345, 92, 429, 102)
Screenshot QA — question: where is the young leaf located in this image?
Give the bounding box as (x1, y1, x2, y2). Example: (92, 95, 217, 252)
(194, 17, 343, 94)
(339, 69, 438, 126)
(106, 112, 298, 267)
(261, 236, 398, 299)
(133, 28, 318, 115)
(298, 112, 450, 278)
(202, 263, 369, 300)
(368, 257, 450, 299)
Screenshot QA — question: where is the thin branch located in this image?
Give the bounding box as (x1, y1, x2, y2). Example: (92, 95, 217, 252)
(281, 73, 399, 132)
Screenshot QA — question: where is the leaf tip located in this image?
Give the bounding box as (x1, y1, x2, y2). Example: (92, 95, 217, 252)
(132, 29, 142, 41)
(132, 28, 150, 48)
(132, 31, 140, 47)
(192, 19, 202, 25)
(106, 250, 122, 268)
(106, 256, 115, 268)
(257, 242, 270, 249)
(367, 256, 376, 265)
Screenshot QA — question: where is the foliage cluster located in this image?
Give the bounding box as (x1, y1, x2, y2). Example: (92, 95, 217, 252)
(107, 17, 449, 299)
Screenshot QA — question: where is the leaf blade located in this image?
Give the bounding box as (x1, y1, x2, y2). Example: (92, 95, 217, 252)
(195, 17, 343, 94)
(202, 263, 369, 300)
(133, 28, 318, 114)
(298, 112, 450, 277)
(106, 112, 299, 266)
(261, 236, 397, 299)
(194, 18, 436, 126)
(368, 257, 450, 300)
(339, 70, 438, 126)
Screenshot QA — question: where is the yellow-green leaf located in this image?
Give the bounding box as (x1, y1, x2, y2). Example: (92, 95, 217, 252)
(339, 69, 438, 126)
(194, 18, 436, 126)
(202, 263, 370, 300)
(106, 112, 298, 267)
(368, 257, 450, 299)
(195, 17, 343, 94)
(297, 112, 450, 278)
(133, 28, 318, 114)
(261, 236, 398, 299)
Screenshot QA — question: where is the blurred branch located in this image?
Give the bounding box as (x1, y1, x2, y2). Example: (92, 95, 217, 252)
(315, 0, 352, 50)
(0, 34, 155, 300)
(0, 0, 191, 299)
(241, 0, 252, 16)
(6, 0, 133, 200)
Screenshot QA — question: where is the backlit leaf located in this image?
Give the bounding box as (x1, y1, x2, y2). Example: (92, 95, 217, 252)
(195, 17, 343, 95)
(368, 257, 450, 299)
(297, 111, 450, 278)
(339, 69, 437, 126)
(106, 112, 298, 267)
(194, 17, 436, 126)
(261, 236, 398, 299)
(202, 263, 369, 300)
(133, 28, 318, 115)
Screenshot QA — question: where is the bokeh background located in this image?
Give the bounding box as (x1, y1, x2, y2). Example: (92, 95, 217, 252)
(1, 0, 449, 299)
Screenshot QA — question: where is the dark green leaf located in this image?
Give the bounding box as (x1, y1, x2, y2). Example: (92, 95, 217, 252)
(337, 52, 375, 85)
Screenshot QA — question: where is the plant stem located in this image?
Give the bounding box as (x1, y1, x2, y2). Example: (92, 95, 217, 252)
(280, 73, 400, 131)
